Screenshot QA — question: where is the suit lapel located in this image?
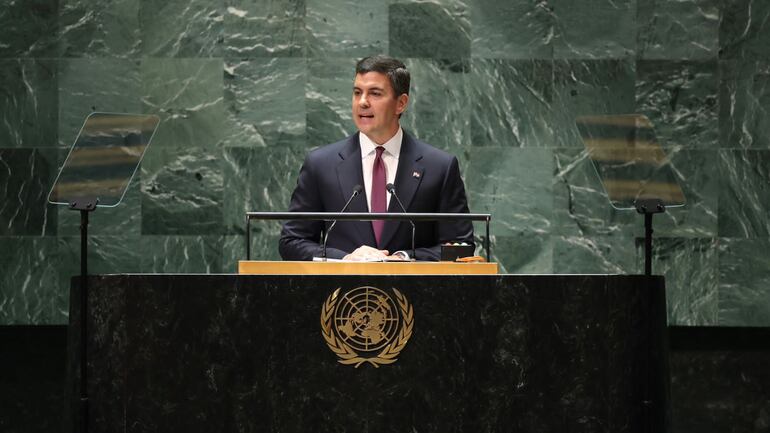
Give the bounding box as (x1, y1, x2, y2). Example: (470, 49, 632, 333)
(336, 134, 375, 246)
(380, 132, 424, 249)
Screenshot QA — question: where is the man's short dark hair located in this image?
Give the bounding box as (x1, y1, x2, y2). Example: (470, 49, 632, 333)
(355, 55, 410, 97)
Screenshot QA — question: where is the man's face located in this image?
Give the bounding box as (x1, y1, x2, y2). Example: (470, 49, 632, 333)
(352, 72, 408, 144)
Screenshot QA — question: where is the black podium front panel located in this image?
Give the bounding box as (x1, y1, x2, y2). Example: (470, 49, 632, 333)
(70, 274, 668, 433)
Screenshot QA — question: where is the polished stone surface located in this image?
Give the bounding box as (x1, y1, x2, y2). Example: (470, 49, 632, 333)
(670, 348, 770, 433)
(553, 147, 640, 237)
(8, 324, 770, 433)
(56, 178, 143, 236)
(71, 274, 668, 432)
(58, 58, 142, 147)
(0, 238, 63, 323)
(138, 0, 223, 57)
(553, 59, 637, 147)
(140, 145, 225, 235)
(305, 57, 357, 145)
(224, 0, 306, 58)
(551, 0, 636, 59)
(0, 326, 69, 432)
(465, 147, 553, 236)
(389, 1, 470, 58)
(470, 59, 554, 148)
(719, 0, 770, 61)
(0, 59, 58, 149)
(0, 0, 58, 57)
(718, 238, 770, 326)
(222, 146, 304, 233)
(719, 60, 770, 148)
(470, 0, 554, 59)
(224, 58, 306, 148)
(58, 0, 140, 57)
(0, 0, 769, 328)
(637, 0, 719, 60)
(636, 60, 719, 149)
(140, 58, 225, 149)
(307, 0, 387, 56)
(653, 237, 719, 325)
(718, 150, 770, 237)
(402, 59, 471, 154)
(0, 149, 58, 236)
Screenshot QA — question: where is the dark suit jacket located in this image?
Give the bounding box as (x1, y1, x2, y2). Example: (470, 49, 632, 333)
(279, 131, 474, 261)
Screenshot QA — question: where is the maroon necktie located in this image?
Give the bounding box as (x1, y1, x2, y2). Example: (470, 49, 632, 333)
(371, 146, 386, 246)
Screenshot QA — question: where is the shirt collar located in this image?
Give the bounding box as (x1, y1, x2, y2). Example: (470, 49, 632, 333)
(359, 127, 403, 159)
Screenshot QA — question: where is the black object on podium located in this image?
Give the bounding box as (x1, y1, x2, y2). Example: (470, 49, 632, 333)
(69, 273, 669, 433)
(48, 112, 160, 433)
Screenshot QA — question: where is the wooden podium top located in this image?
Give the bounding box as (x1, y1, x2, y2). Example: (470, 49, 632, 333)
(238, 260, 498, 275)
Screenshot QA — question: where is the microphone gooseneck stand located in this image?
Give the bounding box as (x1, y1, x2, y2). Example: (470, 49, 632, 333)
(322, 185, 363, 260)
(386, 183, 416, 260)
(246, 212, 492, 261)
(69, 197, 98, 433)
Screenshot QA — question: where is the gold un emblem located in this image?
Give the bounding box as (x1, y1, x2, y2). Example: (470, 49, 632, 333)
(321, 286, 413, 368)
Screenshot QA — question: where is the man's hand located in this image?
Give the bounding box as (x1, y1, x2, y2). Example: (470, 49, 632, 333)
(343, 245, 390, 261)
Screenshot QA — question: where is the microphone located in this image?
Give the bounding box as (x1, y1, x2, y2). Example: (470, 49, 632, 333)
(386, 183, 416, 261)
(322, 184, 363, 260)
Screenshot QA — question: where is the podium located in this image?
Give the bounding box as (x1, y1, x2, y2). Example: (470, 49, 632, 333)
(69, 266, 669, 432)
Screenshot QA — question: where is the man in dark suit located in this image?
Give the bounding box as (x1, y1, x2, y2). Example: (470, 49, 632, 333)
(279, 55, 473, 261)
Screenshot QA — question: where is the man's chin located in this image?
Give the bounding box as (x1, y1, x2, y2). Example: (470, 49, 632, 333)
(355, 123, 375, 135)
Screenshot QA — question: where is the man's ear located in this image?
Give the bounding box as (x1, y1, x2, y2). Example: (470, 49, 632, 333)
(396, 93, 409, 115)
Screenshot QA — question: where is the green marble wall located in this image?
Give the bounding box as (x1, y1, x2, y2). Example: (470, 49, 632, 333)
(0, 0, 768, 326)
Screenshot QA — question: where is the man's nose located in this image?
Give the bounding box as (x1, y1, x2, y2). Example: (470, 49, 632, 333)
(357, 93, 370, 107)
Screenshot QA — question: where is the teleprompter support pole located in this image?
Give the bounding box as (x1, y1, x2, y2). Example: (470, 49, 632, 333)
(485, 217, 491, 262)
(644, 212, 653, 276)
(634, 199, 665, 276)
(246, 217, 251, 261)
(69, 198, 98, 433)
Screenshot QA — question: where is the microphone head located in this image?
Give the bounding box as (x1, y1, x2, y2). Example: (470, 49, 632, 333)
(353, 184, 363, 195)
(385, 183, 396, 193)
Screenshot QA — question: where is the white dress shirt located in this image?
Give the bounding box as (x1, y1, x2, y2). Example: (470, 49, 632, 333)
(360, 128, 402, 211)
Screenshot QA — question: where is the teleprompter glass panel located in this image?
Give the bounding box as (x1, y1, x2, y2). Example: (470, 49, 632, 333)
(48, 112, 160, 208)
(575, 114, 685, 210)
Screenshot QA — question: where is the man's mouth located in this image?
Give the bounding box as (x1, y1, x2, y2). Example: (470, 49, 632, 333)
(359, 114, 374, 119)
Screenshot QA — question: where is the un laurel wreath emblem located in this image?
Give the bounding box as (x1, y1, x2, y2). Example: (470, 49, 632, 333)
(321, 286, 413, 368)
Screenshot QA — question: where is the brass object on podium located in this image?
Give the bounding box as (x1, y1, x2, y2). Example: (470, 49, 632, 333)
(321, 286, 413, 368)
(238, 260, 498, 275)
